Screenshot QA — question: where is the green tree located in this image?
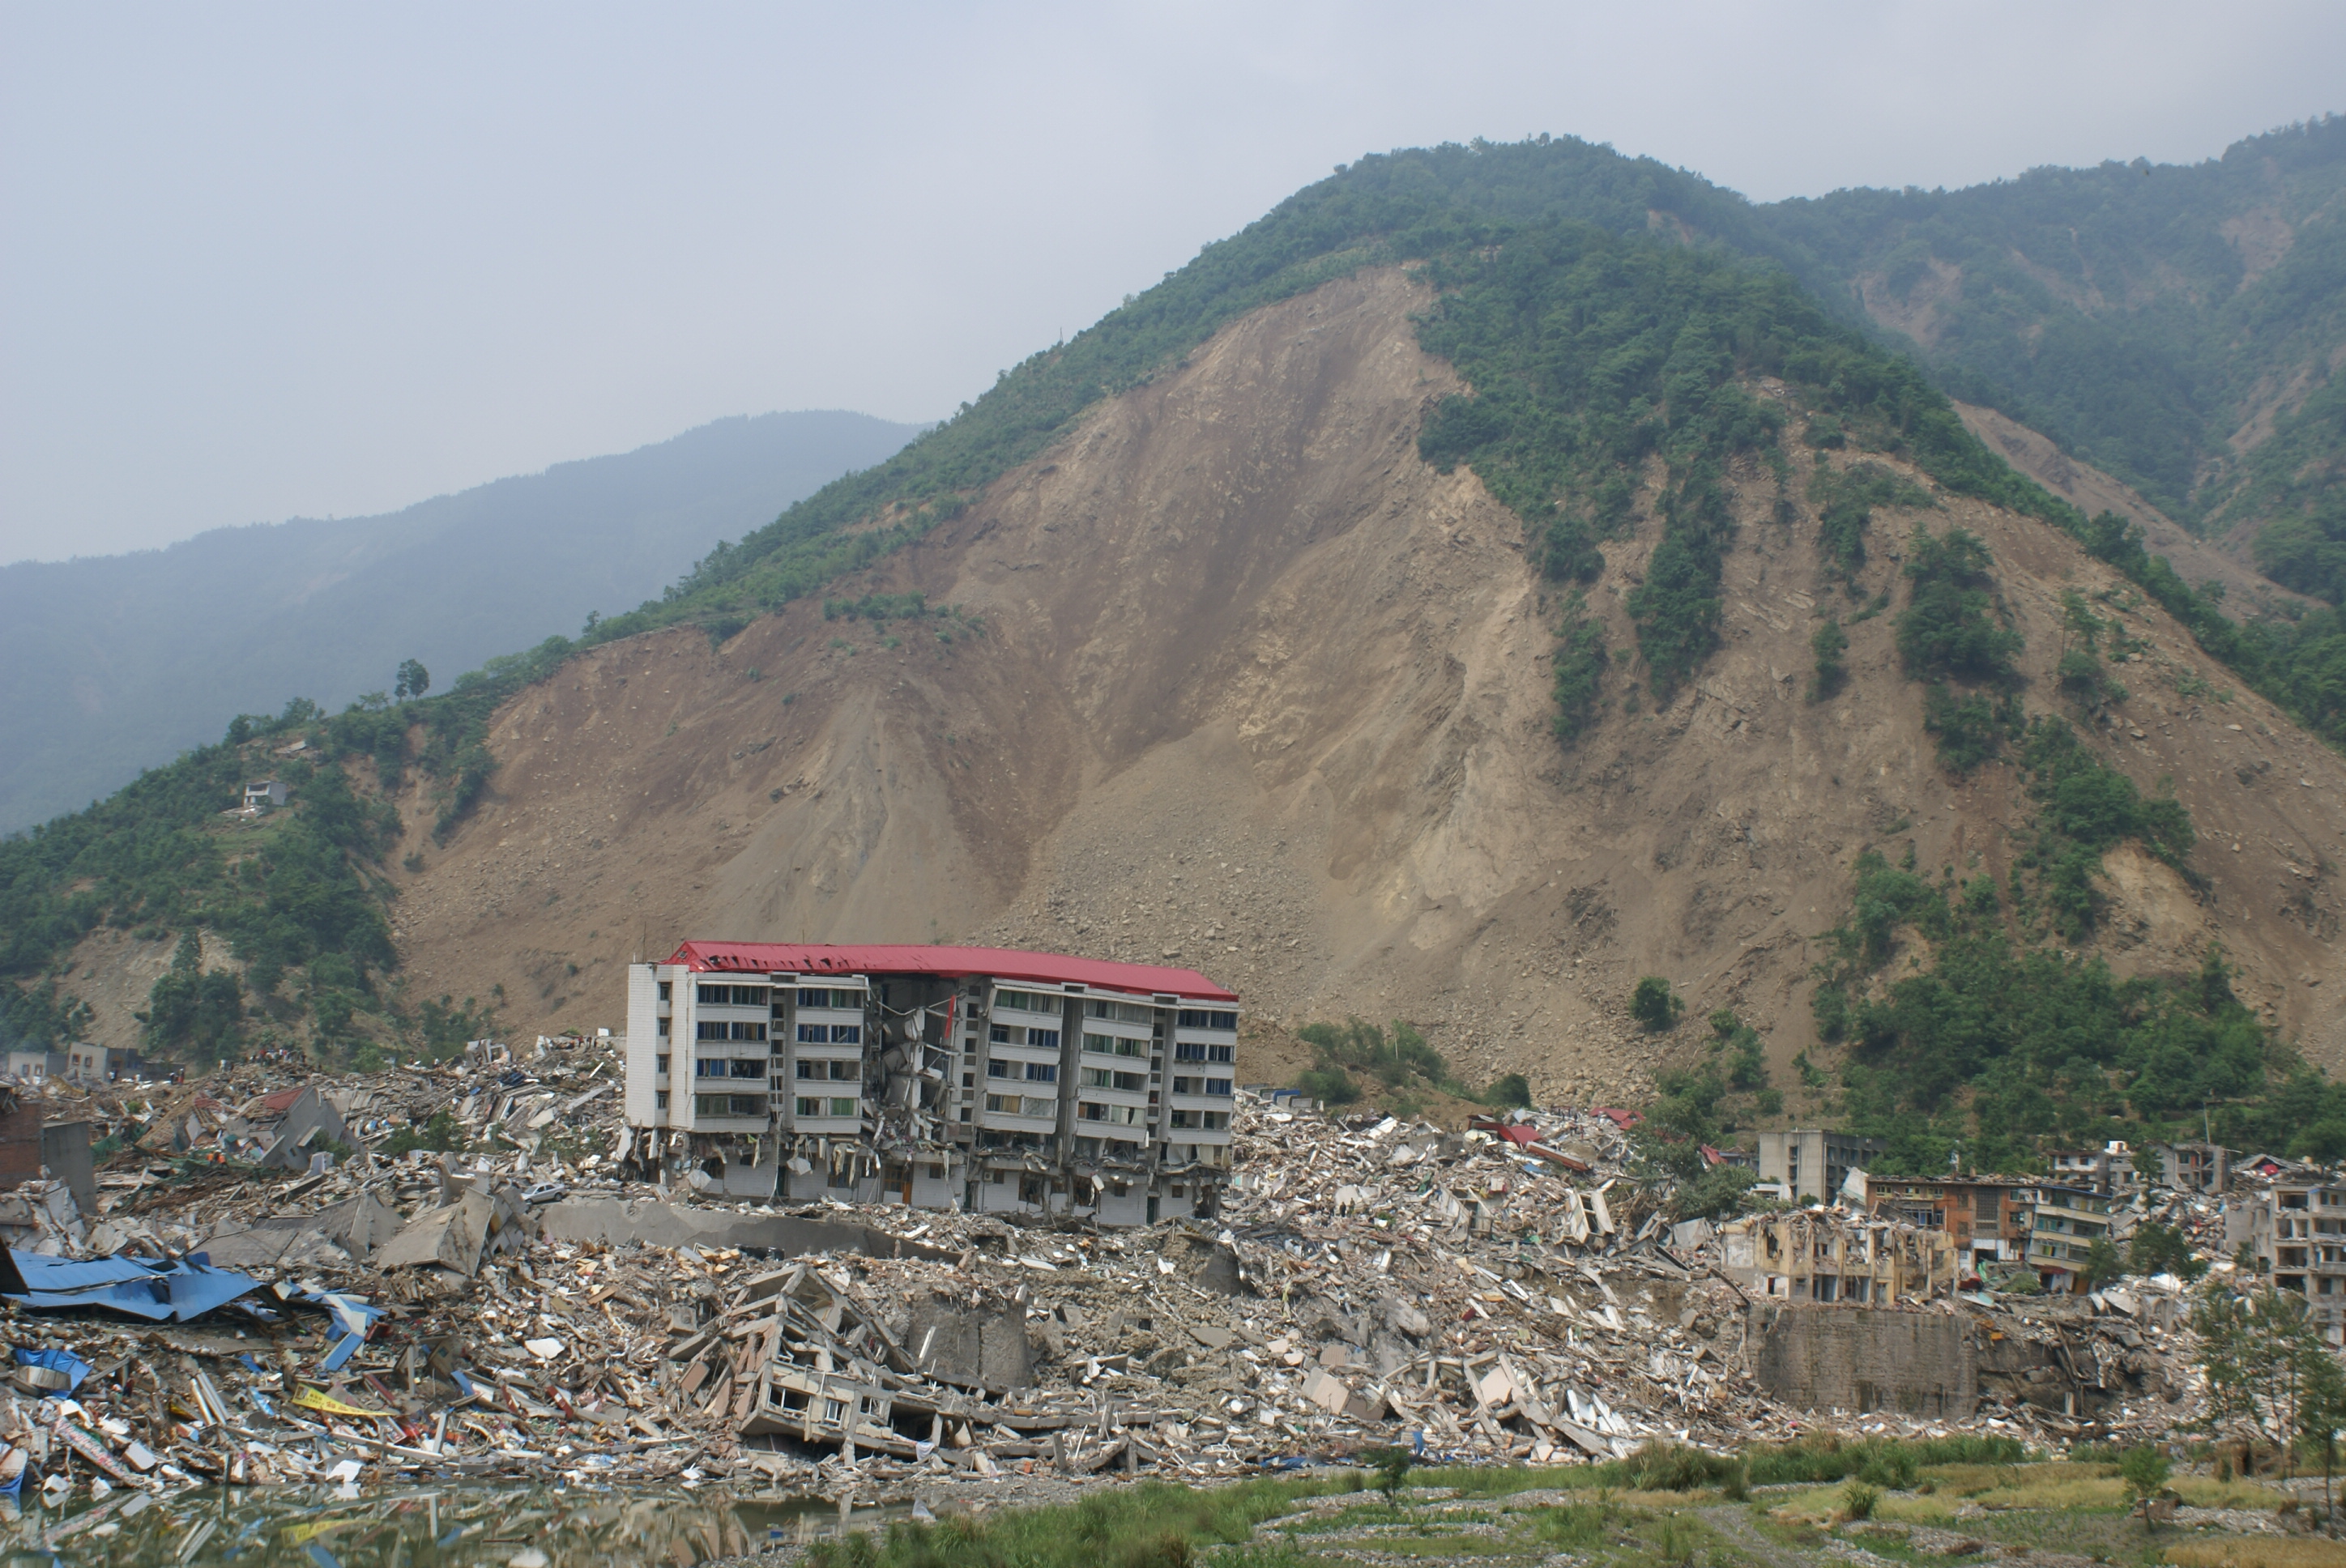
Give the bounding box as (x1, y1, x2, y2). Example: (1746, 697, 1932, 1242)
(1630, 977, 1683, 1032)
(1362, 1447, 1413, 1498)
(1708, 1009, 1771, 1091)
(2082, 1236, 2126, 1289)
(2193, 1281, 2346, 1476)
(1480, 1073, 1533, 1109)
(1810, 617, 1849, 701)
(1897, 528, 2022, 683)
(2118, 1444, 2170, 1525)
(2127, 1221, 2207, 1280)
(395, 658, 431, 701)
(138, 931, 245, 1063)
(1668, 1162, 1759, 1223)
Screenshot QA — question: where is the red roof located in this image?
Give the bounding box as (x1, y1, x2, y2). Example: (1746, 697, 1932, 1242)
(256, 1087, 306, 1114)
(662, 942, 1239, 1003)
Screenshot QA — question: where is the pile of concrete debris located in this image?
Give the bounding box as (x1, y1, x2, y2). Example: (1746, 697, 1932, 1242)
(0, 1067, 2220, 1506)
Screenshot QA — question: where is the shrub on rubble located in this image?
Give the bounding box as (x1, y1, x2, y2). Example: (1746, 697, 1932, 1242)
(1479, 1073, 1533, 1109)
(1667, 1162, 1758, 1223)
(381, 1108, 470, 1157)
(1294, 1066, 1360, 1106)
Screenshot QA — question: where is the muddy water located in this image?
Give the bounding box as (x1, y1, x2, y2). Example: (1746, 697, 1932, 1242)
(6, 1483, 904, 1568)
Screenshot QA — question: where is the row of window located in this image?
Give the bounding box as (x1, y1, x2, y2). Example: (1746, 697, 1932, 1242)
(995, 994, 1234, 1030)
(989, 1024, 1061, 1049)
(1084, 1033, 1147, 1059)
(1173, 1042, 1234, 1063)
(987, 1059, 1058, 1082)
(694, 1059, 769, 1080)
(1078, 1101, 1144, 1126)
(1168, 1109, 1231, 1130)
(983, 1093, 1057, 1118)
(1081, 1066, 1146, 1092)
(1171, 1076, 1234, 1096)
(698, 1020, 768, 1042)
(796, 1023, 862, 1044)
(797, 1059, 859, 1081)
(794, 1096, 859, 1118)
(994, 988, 1059, 1015)
(676, 979, 1226, 1025)
(694, 1094, 767, 1118)
(680, 983, 872, 1011)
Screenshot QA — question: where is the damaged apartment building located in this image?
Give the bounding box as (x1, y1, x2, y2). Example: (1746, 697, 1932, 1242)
(624, 943, 1237, 1225)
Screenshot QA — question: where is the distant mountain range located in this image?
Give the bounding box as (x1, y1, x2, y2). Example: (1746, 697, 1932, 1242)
(0, 410, 920, 831)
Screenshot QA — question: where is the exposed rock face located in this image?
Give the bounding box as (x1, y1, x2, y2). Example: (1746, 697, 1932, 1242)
(375, 267, 2346, 1095)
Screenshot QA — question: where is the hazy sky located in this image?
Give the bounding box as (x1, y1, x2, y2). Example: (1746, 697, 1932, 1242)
(4, 2, 2341, 565)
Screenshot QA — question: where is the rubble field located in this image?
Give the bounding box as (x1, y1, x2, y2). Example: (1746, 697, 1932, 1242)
(0, 1035, 2221, 1540)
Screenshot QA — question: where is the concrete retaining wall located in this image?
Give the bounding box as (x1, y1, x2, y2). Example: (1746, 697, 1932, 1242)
(1748, 1303, 1977, 1417)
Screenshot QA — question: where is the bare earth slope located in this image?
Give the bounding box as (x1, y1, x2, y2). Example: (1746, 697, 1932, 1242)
(384, 270, 2346, 1098)
(1951, 401, 2314, 613)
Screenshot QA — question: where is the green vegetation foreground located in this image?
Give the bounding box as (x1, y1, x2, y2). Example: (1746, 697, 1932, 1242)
(797, 1432, 2346, 1568)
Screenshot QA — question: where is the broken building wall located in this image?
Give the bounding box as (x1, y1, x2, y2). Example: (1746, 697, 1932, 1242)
(0, 1093, 41, 1189)
(39, 1122, 95, 1216)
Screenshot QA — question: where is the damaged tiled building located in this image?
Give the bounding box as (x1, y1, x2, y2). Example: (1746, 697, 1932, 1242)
(625, 943, 1236, 1224)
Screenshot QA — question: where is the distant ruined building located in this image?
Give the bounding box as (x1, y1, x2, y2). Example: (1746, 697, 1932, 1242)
(623, 942, 1236, 1225)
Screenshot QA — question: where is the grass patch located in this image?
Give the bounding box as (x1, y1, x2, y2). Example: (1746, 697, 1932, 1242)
(1770, 1459, 2215, 1524)
(1963, 1507, 2170, 1566)
(2169, 1476, 2298, 1510)
(2165, 1541, 2346, 1568)
(1772, 1485, 1956, 1526)
(1277, 1503, 1492, 1536)
(1744, 1434, 2026, 1488)
(1414, 1464, 1602, 1498)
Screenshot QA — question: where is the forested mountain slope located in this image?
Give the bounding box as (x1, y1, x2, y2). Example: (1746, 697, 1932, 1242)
(0, 411, 918, 831)
(1763, 116, 2346, 535)
(17, 131, 2346, 1174)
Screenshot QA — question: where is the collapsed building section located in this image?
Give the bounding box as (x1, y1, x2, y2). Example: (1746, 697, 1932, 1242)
(1720, 1212, 1961, 1304)
(623, 943, 1237, 1223)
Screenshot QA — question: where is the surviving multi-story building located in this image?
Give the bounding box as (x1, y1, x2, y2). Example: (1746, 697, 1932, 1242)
(2019, 1182, 2114, 1291)
(622, 941, 1237, 1225)
(1755, 1129, 1885, 1204)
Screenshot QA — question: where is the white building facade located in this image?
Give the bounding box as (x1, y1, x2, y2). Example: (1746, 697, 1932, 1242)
(623, 942, 1236, 1223)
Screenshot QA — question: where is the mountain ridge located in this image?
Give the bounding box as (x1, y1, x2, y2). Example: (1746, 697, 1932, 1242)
(0, 410, 920, 830)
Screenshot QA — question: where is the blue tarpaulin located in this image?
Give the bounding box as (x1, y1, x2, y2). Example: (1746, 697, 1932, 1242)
(2, 1249, 260, 1322)
(13, 1346, 90, 1395)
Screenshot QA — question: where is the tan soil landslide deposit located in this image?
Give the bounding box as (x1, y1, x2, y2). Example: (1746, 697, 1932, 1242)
(359, 268, 2346, 1095)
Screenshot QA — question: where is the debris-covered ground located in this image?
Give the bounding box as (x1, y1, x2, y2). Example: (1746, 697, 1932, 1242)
(0, 1038, 2225, 1524)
